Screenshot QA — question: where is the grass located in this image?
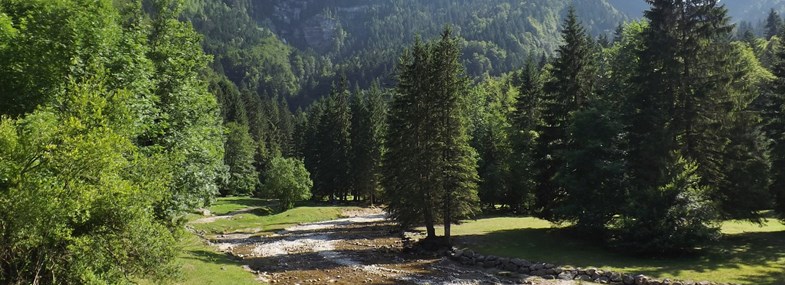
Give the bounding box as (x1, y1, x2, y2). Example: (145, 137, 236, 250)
(207, 197, 276, 215)
(192, 205, 360, 234)
(447, 216, 785, 284)
(138, 233, 260, 285)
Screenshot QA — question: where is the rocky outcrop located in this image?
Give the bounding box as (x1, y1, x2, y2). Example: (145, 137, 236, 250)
(447, 248, 739, 285)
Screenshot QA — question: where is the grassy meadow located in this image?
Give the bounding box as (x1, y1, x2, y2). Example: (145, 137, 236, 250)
(449, 215, 785, 284)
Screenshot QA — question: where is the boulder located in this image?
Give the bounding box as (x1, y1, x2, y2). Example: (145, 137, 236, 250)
(623, 274, 635, 285)
(452, 249, 464, 259)
(558, 272, 574, 280)
(587, 268, 598, 276)
(532, 269, 548, 276)
(634, 274, 649, 285)
(502, 263, 518, 272)
(576, 275, 593, 281)
(512, 258, 532, 267)
(596, 276, 610, 284)
(610, 272, 623, 282)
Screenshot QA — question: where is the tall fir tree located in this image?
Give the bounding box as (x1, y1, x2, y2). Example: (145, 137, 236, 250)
(316, 78, 353, 201)
(350, 81, 387, 204)
(534, 6, 595, 218)
(508, 57, 542, 214)
(767, 29, 785, 218)
(384, 29, 479, 243)
(766, 8, 783, 40)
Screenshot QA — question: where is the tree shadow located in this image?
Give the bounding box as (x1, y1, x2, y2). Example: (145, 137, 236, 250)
(181, 249, 244, 267)
(216, 197, 275, 208)
(455, 228, 785, 284)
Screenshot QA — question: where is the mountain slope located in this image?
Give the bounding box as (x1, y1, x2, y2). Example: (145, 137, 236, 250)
(183, 0, 785, 104)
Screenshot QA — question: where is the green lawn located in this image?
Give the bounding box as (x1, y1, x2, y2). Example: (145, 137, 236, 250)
(206, 197, 276, 215)
(449, 216, 785, 284)
(138, 233, 260, 285)
(191, 205, 360, 234)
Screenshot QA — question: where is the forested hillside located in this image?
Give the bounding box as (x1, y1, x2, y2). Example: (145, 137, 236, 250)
(182, 0, 785, 106)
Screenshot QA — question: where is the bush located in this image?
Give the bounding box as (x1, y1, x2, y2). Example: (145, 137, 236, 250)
(257, 156, 313, 211)
(611, 154, 721, 254)
(0, 83, 178, 284)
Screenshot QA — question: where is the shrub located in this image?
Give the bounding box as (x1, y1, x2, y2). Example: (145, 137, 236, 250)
(257, 156, 313, 211)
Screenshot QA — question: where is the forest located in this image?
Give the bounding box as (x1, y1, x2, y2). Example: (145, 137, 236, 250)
(1, 0, 785, 284)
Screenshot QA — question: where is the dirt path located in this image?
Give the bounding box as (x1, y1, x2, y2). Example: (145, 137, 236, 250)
(202, 208, 580, 285)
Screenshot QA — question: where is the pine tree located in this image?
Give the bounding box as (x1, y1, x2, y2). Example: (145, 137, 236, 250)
(317, 78, 353, 201)
(222, 122, 259, 196)
(766, 8, 783, 40)
(384, 29, 479, 244)
(535, 6, 595, 218)
(767, 30, 785, 218)
(508, 57, 542, 214)
(350, 81, 387, 204)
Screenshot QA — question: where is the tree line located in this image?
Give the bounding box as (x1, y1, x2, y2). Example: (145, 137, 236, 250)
(292, 1, 785, 253)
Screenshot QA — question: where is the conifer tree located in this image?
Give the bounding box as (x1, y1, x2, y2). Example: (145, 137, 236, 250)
(767, 30, 785, 217)
(350, 81, 387, 203)
(508, 57, 542, 214)
(316, 79, 353, 201)
(535, 6, 595, 218)
(766, 8, 783, 39)
(385, 28, 479, 244)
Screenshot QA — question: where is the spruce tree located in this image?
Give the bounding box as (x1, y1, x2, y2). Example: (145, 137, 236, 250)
(508, 57, 542, 214)
(431, 28, 480, 242)
(384, 29, 479, 244)
(535, 6, 595, 218)
(350, 82, 387, 204)
(766, 8, 783, 40)
(319, 79, 353, 201)
(767, 30, 785, 217)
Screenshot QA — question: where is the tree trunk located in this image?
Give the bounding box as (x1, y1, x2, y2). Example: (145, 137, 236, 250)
(424, 205, 436, 238)
(444, 195, 452, 245)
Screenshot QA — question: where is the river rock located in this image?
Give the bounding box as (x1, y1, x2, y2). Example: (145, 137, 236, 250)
(576, 275, 593, 281)
(623, 274, 635, 285)
(557, 272, 574, 280)
(634, 274, 648, 285)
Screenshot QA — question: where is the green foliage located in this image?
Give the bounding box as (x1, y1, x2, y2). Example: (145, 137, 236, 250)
(145, 0, 226, 219)
(304, 80, 353, 201)
(555, 105, 626, 233)
(767, 29, 785, 218)
(0, 0, 122, 116)
(258, 156, 313, 211)
(468, 76, 516, 210)
(535, 7, 597, 218)
(349, 81, 387, 204)
(506, 57, 543, 214)
(0, 80, 178, 284)
(384, 28, 480, 242)
(221, 122, 258, 197)
(612, 154, 721, 254)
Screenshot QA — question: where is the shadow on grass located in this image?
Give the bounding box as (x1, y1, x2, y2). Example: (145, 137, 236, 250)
(181, 249, 242, 267)
(456, 227, 785, 284)
(216, 197, 273, 207)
